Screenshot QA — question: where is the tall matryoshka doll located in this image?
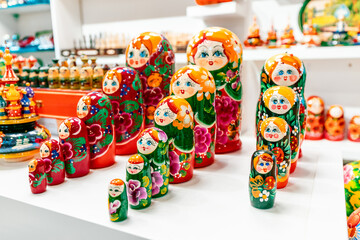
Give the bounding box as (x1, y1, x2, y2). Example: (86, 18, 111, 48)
(126, 32, 175, 127)
(77, 92, 115, 169)
(257, 117, 291, 189)
(137, 127, 169, 198)
(102, 67, 145, 155)
(324, 105, 345, 141)
(154, 96, 195, 184)
(348, 116, 360, 142)
(187, 27, 243, 153)
(305, 96, 325, 140)
(40, 139, 65, 185)
(258, 53, 307, 155)
(260, 86, 300, 173)
(170, 65, 216, 168)
(58, 117, 90, 178)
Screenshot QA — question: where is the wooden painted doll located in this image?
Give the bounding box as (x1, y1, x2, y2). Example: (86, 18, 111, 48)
(154, 96, 195, 184)
(260, 86, 300, 174)
(58, 117, 90, 178)
(29, 67, 39, 87)
(170, 65, 216, 168)
(102, 67, 144, 155)
(48, 62, 60, 89)
(20, 66, 29, 87)
(108, 178, 128, 222)
(244, 16, 264, 47)
(60, 65, 70, 89)
(187, 27, 243, 153)
(249, 150, 277, 209)
(77, 92, 115, 169)
(70, 66, 80, 90)
(305, 96, 325, 140)
(80, 67, 93, 90)
(20, 88, 31, 118)
(93, 65, 103, 89)
(348, 116, 360, 142)
(126, 32, 175, 127)
(40, 139, 65, 185)
(126, 154, 152, 209)
(137, 127, 169, 198)
(324, 105, 345, 141)
(38, 66, 49, 88)
(28, 158, 51, 194)
(24, 83, 36, 117)
(257, 117, 291, 189)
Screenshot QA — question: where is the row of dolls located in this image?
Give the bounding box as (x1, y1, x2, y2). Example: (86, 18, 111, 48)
(306, 96, 360, 142)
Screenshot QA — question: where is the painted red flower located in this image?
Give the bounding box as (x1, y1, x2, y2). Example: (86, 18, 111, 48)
(87, 124, 103, 144)
(62, 142, 74, 160)
(114, 112, 133, 134)
(143, 87, 164, 106)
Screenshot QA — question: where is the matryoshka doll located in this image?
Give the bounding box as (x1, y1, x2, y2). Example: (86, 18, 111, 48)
(58, 117, 90, 178)
(126, 32, 175, 127)
(260, 86, 300, 173)
(187, 27, 243, 153)
(93, 65, 103, 89)
(126, 154, 152, 210)
(249, 150, 277, 209)
(70, 66, 80, 90)
(348, 116, 360, 142)
(137, 127, 169, 198)
(28, 158, 50, 194)
(77, 92, 115, 169)
(108, 178, 128, 222)
(102, 67, 144, 155)
(48, 60, 60, 89)
(154, 96, 195, 184)
(257, 117, 291, 189)
(305, 96, 325, 140)
(170, 65, 216, 168)
(40, 140, 65, 185)
(59, 65, 70, 89)
(324, 105, 345, 141)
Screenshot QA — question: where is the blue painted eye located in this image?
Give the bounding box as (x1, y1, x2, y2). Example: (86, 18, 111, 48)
(266, 162, 270, 166)
(213, 50, 222, 57)
(272, 129, 277, 133)
(266, 128, 271, 132)
(200, 52, 208, 58)
(176, 81, 180, 86)
(164, 112, 169, 117)
(139, 139, 143, 144)
(280, 99, 285, 104)
(129, 51, 134, 58)
(111, 81, 117, 86)
(140, 50, 147, 58)
(186, 81, 191, 87)
(279, 70, 284, 76)
(273, 99, 278, 104)
(147, 141, 152, 146)
(287, 70, 292, 74)
(82, 106, 87, 111)
(64, 129, 68, 133)
(104, 82, 108, 86)
(156, 111, 160, 116)
(260, 163, 264, 166)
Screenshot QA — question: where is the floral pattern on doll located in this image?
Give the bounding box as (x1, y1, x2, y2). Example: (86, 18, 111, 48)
(127, 179, 147, 206)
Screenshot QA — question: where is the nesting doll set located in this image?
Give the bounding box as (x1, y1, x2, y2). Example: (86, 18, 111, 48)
(108, 178, 128, 222)
(305, 96, 325, 140)
(28, 158, 51, 194)
(40, 139, 65, 186)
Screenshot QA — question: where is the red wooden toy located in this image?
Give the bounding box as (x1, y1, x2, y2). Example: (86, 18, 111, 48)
(40, 139, 65, 185)
(28, 158, 50, 194)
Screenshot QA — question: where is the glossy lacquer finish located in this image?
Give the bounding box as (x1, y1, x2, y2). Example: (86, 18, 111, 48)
(40, 139, 65, 185)
(108, 178, 128, 222)
(28, 158, 50, 194)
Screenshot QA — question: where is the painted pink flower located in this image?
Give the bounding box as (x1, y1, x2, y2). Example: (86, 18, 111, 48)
(215, 96, 238, 128)
(87, 124, 103, 144)
(62, 142, 73, 160)
(169, 150, 180, 176)
(111, 100, 120, 116)
(109, 200, 120, 214)
(216, 127, 228, 145)
(194, 125, 211, 153)
(151, 171, 164, 196)
(43, 158, 52, 173)
(114, 112, 133, 134)
(344, 164, 355, 184)
(127, 179, 147, 206)
(143, 87, 164, 106)
(29, 173, 35, 185)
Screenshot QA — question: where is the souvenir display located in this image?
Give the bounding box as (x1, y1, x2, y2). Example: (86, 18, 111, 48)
(344, 161, 360, 217)
(58, 117, 90, 178)
(28, 158, 50, 194)
(348, 116, 360, 142)
(324, 105, 345, 141)
(257, 117, 291, 189)
(80, 62, 93, 91)
(40, 139, 65, 185)
(108, 178, 128, 222)
(249, 150, 277, 209)
(170, 65, 216, 168)
(102, 67, 145, 155)
(70, 66, 80, 90)
(266, 24, 278, 48)
(93, 65, 104, 89)
(38, 66, 49, 88)
(280, 24, 296, 48)
(126, 32, 175, 127)
(126, 154, 152, 210)
(154, 96, 195, 184)
(59, 65, 70, 89)
(301, 18, 321, 47)
(29, 67, 39, 87)
(244, 17, 263, 47)
(77, 91, 115, 169)
(305, 96, 325, 140)
(48, 59, 60, 89)
(347, 207, 360, 240)
(187, 27, 243, 153)
(137, 127, 169, 198)
(19, 67, 29, 87)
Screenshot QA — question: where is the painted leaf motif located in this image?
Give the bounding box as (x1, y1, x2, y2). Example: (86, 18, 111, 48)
(66, 162, 76, 174)
(140, 199, 148, 207)
(142, 176, 150, 188)
(183, 162, 190, 170)
(160, 164, 167, 175)
(249, 175, 264, 187)
(33, 173, 46, 187)
(261, 72, 268, 83)
(179, 170, 187, 177)
(161, 187, 167, 195)
(121, 100, 140, 113)
(252, 188, 261, 198)
(225, 82, 242, 101)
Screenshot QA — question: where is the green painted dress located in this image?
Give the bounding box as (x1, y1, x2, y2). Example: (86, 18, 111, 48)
(108, 179, 128, 222)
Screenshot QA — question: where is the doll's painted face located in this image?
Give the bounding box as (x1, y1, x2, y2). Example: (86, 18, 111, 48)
(172, 74, 200, 99)
(40, 144, 50, 158)
(329, 106, 343, 119)
(263, 122, 285, 142)
(77, 100, 89, 119)
(268, 93, 291, 114)
(255, 156, 273, 174)
(308, 98, 323, 115)
(94, 67, 103, 76)
(58, 122, 70, 139)
(127, 44, 150, 68)
(80, 68, 91, 78)
(70, 68, 79, 76)
(271, 63, 300, 86)
(126, 162, 144, 175)
(28, 160, 37, 172)
(103, 76, 119, 95)
(154, 103, 177, 126)
(137, 133, 158, 155)
(108, 184, 124, 198)
(354, 116, 360, 125)
(60, 67, 69, 76)
(48, 68, 58, 77)
(194, 40, 228, 71)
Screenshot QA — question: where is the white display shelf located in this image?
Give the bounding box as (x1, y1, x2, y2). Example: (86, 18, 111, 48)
(186, 1, 246, 18)
(0, 137, 347, 240)
(0, 3, 50, 14)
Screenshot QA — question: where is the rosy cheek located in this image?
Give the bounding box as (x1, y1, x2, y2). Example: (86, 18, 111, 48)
(290, 75, 297, 82)
(129, 59, 134, 65)
(271, 105, 276, 110)
(256, 166, 262, 172)
(283, 105, 288, 110)
(265, 133, 269, 138)
(267, 166, 272, 171)
(274, 134, 279, 138)
(187, 88, 195, 95)
(197, 59, 208, 66)
(140, 58, 146, 64)
(274, 76, 281, 82)
(111, 87, 116, 92)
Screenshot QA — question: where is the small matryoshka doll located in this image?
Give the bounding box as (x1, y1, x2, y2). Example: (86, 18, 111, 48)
(48, 62, 60, 89)
(260, 86, 300, 173)
(170, 65, 216, 168)
(108, 178, 128, 222)
(25, 83, 36, 117)
(38, 66, 49, 88)
(126, 32, 175, 127)
(137, 127, 169, 198)
(59, 65, 70, 89)
(244, 16, 264, 47)
(58, 117, 90, 178)
(93, 65, 104, 89)
(80, 67, 93, 90)
(126, 154, 152, 210)
(249, 150, 277, 209)
(154, 96, 195, 184)
(102, 67, 145, 155)
(187, 27, 243, 153)
(28, 158, 51, 194)
(40, 139, 65, 185)
(348, 116, 360, 142)
(77, 92, 115, 169)
(70, 66, 80, 90)
(324, 105, 345, 141)
(29, 67, 39, 87)
(305, 96, 325, 140)
(257, 117, 291, 189)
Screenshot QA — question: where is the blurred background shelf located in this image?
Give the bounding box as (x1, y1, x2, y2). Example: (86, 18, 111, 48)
(0, 3, 50, 14)
(0, 46, 54, 54)
(186, 1, 246, 18)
